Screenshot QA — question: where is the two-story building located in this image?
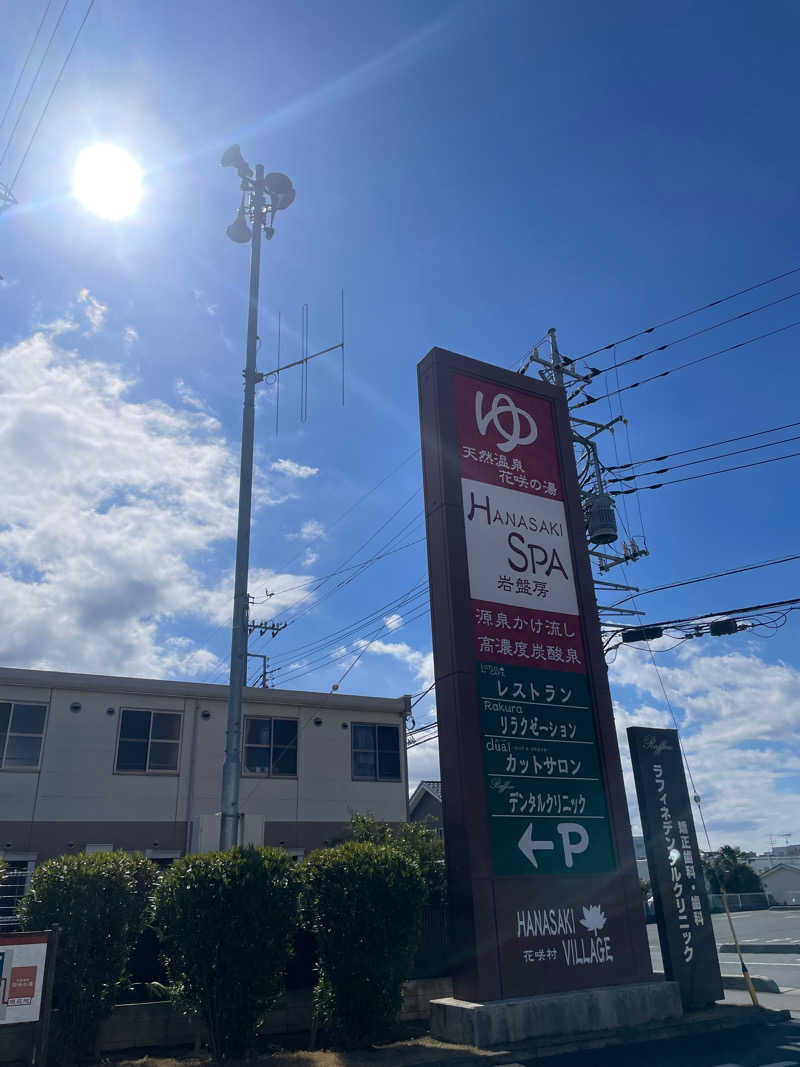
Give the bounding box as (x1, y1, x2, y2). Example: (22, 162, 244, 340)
(0, 666, 410, 926)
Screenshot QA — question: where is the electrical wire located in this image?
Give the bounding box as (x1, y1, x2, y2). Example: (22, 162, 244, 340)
(612, 554, 800, 607)
(10, 0, 96, 191)
(0, 0, 56, 138)
(612, 448, 800, 494)
(573, 288, 800, 380)
(607, 431, 800, 483)
(569, 264, 800, 362)
(573, 319, 800, 410)
(605, 418, 800, 472)
(0, 0, 69, 173)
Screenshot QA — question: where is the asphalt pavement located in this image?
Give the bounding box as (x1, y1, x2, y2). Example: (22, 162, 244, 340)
(648, 909, 800, 992)
(511, 1018, 800, 1066)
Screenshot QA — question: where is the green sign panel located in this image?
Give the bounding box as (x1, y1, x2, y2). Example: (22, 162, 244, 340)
(477, 662, 616, 876)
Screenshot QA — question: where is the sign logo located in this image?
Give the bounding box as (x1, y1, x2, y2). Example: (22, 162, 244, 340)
(475, 391, 538, 453)
(643, 735, 674, 755)
(579, 905, 607, 933)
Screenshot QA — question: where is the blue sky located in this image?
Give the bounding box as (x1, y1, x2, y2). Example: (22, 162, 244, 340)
(2, 0, 799, 851)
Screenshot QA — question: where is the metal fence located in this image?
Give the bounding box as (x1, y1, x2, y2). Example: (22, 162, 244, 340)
(0, 860, 31, 932)
(708, 891, 769, 912)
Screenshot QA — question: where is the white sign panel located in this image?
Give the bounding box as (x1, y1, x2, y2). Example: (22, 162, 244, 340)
(0, 938, 47, 1025)
(461, 477, 578, 616)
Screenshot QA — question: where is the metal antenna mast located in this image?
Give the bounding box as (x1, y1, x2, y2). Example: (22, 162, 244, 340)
(218, 144, 295, 851)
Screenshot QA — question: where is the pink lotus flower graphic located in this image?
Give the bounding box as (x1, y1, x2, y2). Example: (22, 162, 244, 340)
(579, 905, 607, 933)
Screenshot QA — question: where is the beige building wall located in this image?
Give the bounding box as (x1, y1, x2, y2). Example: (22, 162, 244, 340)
(0, 667, 409, 864)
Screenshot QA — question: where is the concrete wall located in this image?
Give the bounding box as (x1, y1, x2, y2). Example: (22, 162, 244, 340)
(0, 667, 408, 862)
(0, 980, 456, 1061)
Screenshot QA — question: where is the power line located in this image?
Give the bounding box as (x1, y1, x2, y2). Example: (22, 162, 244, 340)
(10, 0, 97, 191)
(607, 431, 800, 483)
(573, 319, 800, 410)
(605, 418, 800, 472)
(0, 0, 69, 173)
(569, 264, 800, 362)
(0, 0, 56, 137)
(612, 448, 800, 495)
(607, 596, 800, 634)
(612, 554, 800, 607)
(575, 288, 800, 381)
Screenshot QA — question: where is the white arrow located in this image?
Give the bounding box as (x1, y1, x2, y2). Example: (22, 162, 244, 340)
(518, 823, 555, 868)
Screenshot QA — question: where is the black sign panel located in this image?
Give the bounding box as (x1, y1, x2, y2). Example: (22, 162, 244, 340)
(628, 727, 722, 1009)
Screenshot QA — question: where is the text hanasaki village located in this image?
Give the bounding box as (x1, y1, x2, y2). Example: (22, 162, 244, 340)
(516, 906, 614, 968)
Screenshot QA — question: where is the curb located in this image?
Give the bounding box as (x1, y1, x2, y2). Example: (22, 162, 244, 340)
(719, 942, 800, 953)
(723, 974, 781, 993)
(653, 969, 781, 995)
(427, 1005, 791, 1066)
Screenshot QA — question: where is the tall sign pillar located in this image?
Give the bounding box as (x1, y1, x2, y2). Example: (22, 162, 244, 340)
(418, 347, 653, 1003)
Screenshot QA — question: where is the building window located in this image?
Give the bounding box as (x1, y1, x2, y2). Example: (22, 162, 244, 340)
(0, 703, 47, 770)
(242, 717, 298, 777)
(352, 723, 401, 781)
(0, 858, 36, 931)
(115, 709, 182, 773)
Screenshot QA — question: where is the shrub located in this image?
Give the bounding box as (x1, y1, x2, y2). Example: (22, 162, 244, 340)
(153, 846, 297, 1060)
(299, 840, 425, 1046)
(349, 813, 447, 905)
(18, 851, 158, 1064)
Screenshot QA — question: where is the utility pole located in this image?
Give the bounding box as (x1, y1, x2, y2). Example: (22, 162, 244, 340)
(218, 145, 295, 850)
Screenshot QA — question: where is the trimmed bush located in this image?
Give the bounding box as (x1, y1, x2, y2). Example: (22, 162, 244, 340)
(18, 851, 158, 1064)
(153, 846, 297, 1060)
(349, 812, 447, 904)
(299, 841, 425, 1046)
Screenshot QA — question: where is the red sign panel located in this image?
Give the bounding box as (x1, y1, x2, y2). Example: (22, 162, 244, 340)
(419, 348, 652, 1002)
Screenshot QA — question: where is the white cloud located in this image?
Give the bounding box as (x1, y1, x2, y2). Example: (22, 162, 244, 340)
(355, 638, 433, 689)
(0, 327, 313, 678)
(289, 519, 327, 542)
(78, 288, 108, 332)
(123, 326, 139, 346)
(609, 641, 800, 852)
(271, 458, 319, 479)
(384, 613, 404, 631)
(302, 548, 318, 567)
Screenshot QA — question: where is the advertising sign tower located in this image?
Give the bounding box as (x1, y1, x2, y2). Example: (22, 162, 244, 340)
(418, 347, 652, 1002)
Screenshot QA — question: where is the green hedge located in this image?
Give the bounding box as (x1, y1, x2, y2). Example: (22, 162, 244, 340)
(18, 851, 158, 1065)
(153, 846, 297, 1059)
(300, 841, 425, 1046)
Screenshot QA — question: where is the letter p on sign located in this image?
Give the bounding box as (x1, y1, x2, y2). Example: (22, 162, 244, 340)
(557, 822, 590, 868)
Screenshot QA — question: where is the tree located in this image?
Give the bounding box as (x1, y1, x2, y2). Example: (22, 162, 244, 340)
(18, 851, 158, 1064)
(153, 846, 297, 1060)
(703, 845, 763, 894)
(348, 812, 446, 905)
(299, 841, 425, 1046)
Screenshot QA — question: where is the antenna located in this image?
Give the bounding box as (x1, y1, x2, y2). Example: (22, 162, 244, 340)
(266, 293, 345, 433)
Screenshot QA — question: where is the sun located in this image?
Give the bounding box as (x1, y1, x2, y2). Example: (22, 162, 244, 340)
(72, 143, 143, 220)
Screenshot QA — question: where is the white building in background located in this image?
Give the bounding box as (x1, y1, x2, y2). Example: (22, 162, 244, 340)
(0, 666, 410, 926)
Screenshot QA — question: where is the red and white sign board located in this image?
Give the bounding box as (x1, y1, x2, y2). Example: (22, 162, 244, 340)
(0, 934, 48, 1025)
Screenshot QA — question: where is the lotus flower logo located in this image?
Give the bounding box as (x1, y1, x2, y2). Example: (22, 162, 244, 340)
(579, 905, 607, 934)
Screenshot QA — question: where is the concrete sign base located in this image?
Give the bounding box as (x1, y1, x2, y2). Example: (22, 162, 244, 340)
(430, 980, 682, 1048)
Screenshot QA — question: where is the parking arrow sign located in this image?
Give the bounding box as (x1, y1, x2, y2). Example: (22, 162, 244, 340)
(518, 823, 555, 868)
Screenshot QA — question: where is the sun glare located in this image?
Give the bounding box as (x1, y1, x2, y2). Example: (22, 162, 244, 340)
(72, 143, 143, 220)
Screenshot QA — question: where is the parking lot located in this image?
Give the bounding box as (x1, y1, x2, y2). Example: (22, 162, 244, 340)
(648, 908, 800, 990)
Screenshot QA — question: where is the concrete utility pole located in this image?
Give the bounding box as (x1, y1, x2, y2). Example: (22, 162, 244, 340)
(218, 145, 294, 850)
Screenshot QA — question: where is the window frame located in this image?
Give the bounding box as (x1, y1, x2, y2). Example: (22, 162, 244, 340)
(351, 721, 402, 782)
(114, 707, 183, 775)
(0, 701, 48, 772)
(241, 715, 299, 778)
(0, 855, 37, 931)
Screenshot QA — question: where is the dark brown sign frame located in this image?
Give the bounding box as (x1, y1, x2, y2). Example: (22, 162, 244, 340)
(418, 347, 651, 1002)
(628, 727, 722, 1009)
